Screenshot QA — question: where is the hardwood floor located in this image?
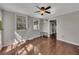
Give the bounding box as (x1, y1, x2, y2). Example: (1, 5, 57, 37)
(0, 36, 79, 55)
(56, 40, 79, 55)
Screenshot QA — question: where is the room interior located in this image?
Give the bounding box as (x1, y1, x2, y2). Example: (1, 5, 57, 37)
(0, 3, 79, 55)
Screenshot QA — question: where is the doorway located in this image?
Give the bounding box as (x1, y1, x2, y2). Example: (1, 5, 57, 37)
(50, 20, 57, 38)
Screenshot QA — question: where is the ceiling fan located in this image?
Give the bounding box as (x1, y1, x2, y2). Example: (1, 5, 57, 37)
(35, 6, 51, 15)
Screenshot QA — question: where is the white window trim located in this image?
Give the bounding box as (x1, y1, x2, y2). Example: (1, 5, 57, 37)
(33, 19, 40, 30)
(15, 14, 28, 31)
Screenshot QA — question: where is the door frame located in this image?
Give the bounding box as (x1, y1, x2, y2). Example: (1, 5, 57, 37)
(50, 20, 57, 37)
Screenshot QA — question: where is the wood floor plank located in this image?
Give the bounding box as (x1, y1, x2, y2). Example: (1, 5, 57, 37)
(0, 36, 79, 55)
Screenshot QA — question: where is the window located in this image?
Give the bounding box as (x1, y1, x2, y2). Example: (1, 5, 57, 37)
(33, 20, 39, 30)
(16, 15, 27, 31)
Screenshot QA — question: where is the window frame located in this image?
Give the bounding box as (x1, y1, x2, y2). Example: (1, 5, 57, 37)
(33, 19, 40, 30)
(15, 15, 28, 31)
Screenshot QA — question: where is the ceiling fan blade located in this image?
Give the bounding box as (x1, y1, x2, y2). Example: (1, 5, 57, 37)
(45, 11, 51, 14)
(45, 6, 51, 10)
(36, 6, 40, 9)
(34, 11, 40, 13)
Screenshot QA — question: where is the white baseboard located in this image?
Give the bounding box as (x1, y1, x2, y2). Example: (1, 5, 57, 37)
(58, 39, 79, 46)
(28, 35, 41, 40)
(2, 41, 14, 48)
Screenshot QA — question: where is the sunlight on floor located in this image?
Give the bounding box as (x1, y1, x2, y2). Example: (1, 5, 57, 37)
(26, 44, 34, 52)
(15, 43, 42, 55)
(4, 45, 12, 53)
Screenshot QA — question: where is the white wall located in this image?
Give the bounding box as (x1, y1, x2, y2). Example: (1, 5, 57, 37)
(56, 11, 79, 46)
(42, 19, 50, 37)
(2, 10, 15, 46)
(1, 10, 43, 47)
(42, 20, 48, 33)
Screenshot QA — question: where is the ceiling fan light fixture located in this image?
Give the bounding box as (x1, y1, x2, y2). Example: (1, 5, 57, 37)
(41, 11, 44, 13)
(40, 10, 45, 15)
(41, 13, 44, 15)
(35, 6, 51, 15)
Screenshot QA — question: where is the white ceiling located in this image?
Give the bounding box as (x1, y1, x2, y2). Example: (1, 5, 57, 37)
(0, 3, 79, 19)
